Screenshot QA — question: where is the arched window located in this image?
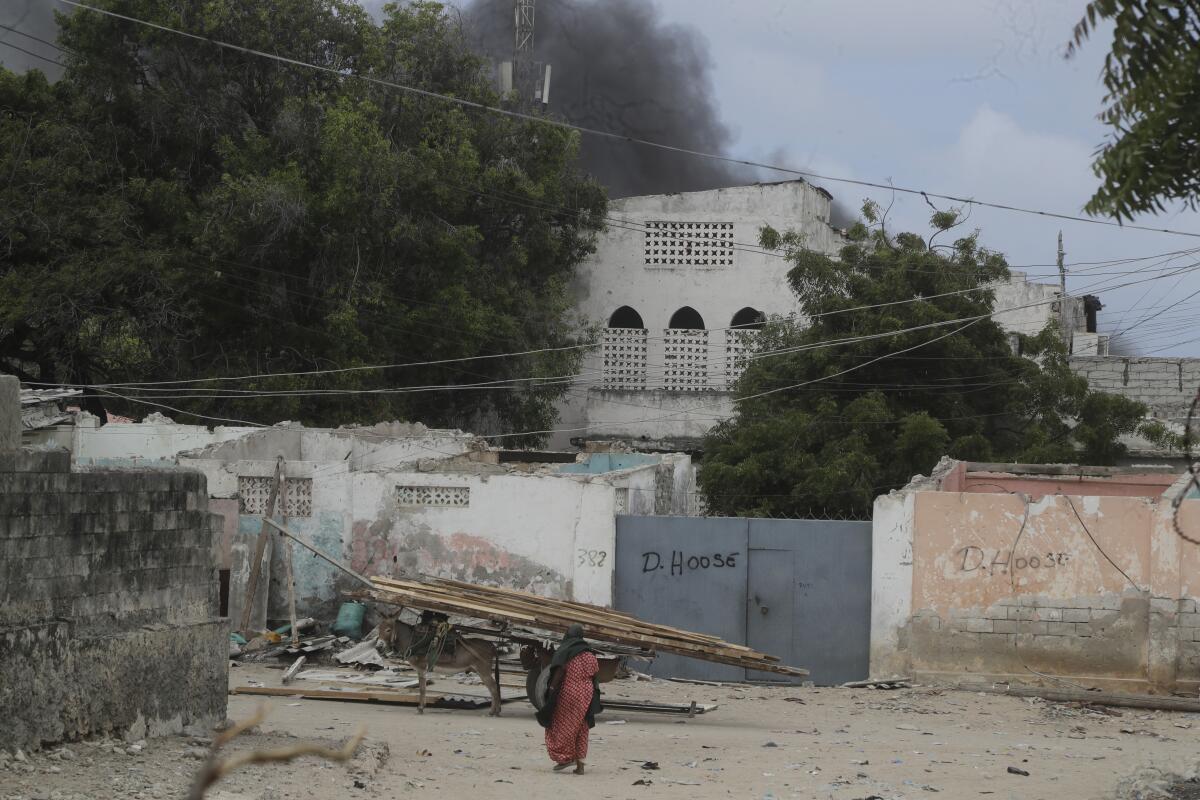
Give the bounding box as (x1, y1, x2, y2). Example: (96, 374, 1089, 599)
(668, 306, 705, 330)
(602, 306, 648, 390)
(730, 307, 766, 330)
(608, 306, 645, 329)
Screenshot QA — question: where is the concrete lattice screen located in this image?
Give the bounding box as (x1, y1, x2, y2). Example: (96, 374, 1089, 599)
(601, 305, 764, 392)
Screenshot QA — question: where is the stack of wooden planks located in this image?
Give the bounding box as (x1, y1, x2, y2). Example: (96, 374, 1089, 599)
(357, 575, 808, 677)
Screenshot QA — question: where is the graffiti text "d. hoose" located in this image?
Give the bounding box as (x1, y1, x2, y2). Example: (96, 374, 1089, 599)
(957, 546, 1070, 575)
(642, 550, 739, 576)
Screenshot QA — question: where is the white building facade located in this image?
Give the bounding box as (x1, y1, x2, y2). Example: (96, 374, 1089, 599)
(558, 180, 1105, 450)
(556, 180, 846, 449)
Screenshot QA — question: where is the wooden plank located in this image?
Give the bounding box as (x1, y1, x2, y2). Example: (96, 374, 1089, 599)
(364, 580, 799, 671)
(397, 578, 730, 645)
(601, 699, 718, 715)
(359, 587, 539, 624)
(360, 582, 807, 676)
(231, 686, 439, 705)
(372, 576, 731, 647)
(281, 656, 306, 685)
(423, 576, 646, 622)
(238, 457, 283, 633)
(283, 534, 299, 646)
(264, 518, 373, 588)
(962, 683, 1200, 713)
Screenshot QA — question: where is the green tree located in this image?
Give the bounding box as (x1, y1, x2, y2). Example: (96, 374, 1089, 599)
(1069, 1, 1200, 219)
(698, 205, 1169, 518)
(0, 1, 605, 439)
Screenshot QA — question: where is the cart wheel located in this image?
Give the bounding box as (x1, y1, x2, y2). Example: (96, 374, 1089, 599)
(527, 666, 552, 710)
(526, 668, 541, 708)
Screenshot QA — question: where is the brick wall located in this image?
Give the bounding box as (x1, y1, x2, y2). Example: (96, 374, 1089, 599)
(0, 449, 227, 752)
(908, 593, 1152, 680)
(1070, 356, 1200, 422)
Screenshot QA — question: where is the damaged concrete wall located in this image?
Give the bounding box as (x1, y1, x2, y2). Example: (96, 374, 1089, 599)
(25, 415, 259, 468)
(0, 450, 227, 752)
(181, 434, 685, 618)
(350, 470, 618, 606)
(182, 424, 475, 469)
(871, 472, 1200, 692)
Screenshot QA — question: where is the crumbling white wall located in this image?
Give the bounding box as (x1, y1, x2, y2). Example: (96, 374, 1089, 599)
(180, 436, 665, 613)
(349, 469, 620, 606)
(26, 414, 260, 467)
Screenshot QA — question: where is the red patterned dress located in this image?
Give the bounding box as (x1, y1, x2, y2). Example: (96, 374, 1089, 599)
(544, 651, 599, 764)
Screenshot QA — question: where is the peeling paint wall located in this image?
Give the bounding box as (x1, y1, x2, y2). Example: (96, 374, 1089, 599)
(179, 449, 660, 617)
(871, 470, 1200, 692)
(350, 470, 618, 606)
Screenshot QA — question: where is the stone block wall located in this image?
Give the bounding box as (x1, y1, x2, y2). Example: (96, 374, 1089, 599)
(1070, 356, 1200, 423)
(908, 593, 1152, 681)
(0, 449, 227, 752)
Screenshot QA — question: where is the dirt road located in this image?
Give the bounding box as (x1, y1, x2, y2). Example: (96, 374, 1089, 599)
(3, 663, 1199, 799)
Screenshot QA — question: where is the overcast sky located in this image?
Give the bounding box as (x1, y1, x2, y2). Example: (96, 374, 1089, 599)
(636, 0, 1200, 357)
(4, 0, 1198, 356)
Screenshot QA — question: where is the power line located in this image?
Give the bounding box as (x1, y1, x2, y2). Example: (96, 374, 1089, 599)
(56, 0, 1200, 240)
(0, 38, 61, 66)
(0, 22, 67, 53)
(32, 252, 1200, 398)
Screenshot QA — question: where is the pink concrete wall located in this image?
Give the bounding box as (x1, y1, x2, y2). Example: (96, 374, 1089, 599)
(1174, 502, 1200, 598)
(958, 471, 1177, 499)
(892, 479, 1200, 690)
(912, 492, 1153, 615)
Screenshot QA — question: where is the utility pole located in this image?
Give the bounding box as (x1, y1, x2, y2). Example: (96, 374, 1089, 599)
(1057, 230, 1070, 352)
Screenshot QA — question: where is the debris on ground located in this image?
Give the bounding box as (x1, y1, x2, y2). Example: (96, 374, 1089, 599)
(1111, 765, 1200, 799)
(842, 677, 912, 690)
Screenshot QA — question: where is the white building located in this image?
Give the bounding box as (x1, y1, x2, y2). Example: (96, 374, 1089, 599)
(557, 180, 1106, 451)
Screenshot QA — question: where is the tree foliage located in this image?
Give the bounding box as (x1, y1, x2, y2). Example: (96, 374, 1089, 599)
(1069, 0, 1200, 219)
(0, 1, 605, 439)
(698, 205, 1168, 518)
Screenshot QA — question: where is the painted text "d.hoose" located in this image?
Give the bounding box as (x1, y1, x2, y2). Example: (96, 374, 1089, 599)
(642, 550, 739, 576)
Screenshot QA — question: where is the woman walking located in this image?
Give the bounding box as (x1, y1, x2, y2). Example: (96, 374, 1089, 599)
(541, 624, 600, 774)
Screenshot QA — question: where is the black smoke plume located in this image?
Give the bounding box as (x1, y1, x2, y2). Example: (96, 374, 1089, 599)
(460, 0, 751, 198)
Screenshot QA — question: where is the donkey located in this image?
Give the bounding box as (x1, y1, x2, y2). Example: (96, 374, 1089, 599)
(520, 642, 624, 684)
(377, 611, 502, 716)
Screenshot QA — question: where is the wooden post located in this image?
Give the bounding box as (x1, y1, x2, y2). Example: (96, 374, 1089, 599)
(282, 655, 307, 685)
(283, 532, 299, 646)
(263, 517, 374, 588)
(238, 456, 284, 634)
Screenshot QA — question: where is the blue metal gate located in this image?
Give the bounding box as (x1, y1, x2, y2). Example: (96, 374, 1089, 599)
(613, 516, 872, 685)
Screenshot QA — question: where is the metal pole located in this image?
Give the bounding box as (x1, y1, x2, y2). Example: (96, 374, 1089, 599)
(1057, 231, 1070, 351)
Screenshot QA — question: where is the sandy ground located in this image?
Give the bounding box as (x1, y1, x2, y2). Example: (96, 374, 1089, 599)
(4, 662, 1200, 800)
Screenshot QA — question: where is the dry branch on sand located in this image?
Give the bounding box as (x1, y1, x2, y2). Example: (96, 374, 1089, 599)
(185, 705, 365, 800)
